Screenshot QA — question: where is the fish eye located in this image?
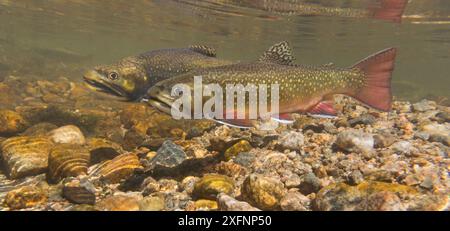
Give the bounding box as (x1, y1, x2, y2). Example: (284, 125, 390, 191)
(172, 86, 184, 95)
(108, 72, 119, 80)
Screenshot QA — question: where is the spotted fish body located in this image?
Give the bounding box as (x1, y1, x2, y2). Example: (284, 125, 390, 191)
(147, 42, 397, 128)
(83, 45, 233, 101)
(181, 63, 365, 112)
(201, 0, 408, 22)
(136, 46, 232, 85)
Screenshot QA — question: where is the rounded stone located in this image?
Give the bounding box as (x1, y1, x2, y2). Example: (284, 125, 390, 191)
(47, 144, 90, 183)
(95, 195, 140, 211)
(241, 174, 287, 210)
(335, 130, 374, 153)
(4, 186, 47, 210)
(193, 174, 235, 200)
(0, 109, 29, 136)
(47, 125, 86, 145)
(224, 140, 252, 161)
(1, 136, 54, 179)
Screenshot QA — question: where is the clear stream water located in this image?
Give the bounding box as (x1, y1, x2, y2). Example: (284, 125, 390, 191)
(0, 0, 449, 102)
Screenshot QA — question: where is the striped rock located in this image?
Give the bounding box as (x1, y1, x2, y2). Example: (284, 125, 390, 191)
(1, 136, 53, 179)
(91, 153, 142, 184)
(47, 144, 90, 183)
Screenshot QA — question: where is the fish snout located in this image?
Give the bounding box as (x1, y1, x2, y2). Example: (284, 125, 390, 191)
(83, 70, 103, 82)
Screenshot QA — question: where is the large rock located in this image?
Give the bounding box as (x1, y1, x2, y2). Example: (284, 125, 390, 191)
(1, 136, 53, 179)
(90, 153, 142, 184)
(4, 185, 47, 210)
(412, 100, 436, 112)
(277, 131, 305, 151)
(193, 174, 235, 200)
(224, 140, 252, 161)
(0, 109, 29, 136)
(217, 193, 260, 211)
(47, 125, 86, 145)
(152, 140, 187, 169)
(420, 123, 450, 146)
(20, 122, 58, 136)
(138, 196, 165, 211)
(95, 195, 140, 211)
(86, 138, 123, 164)
(241, 174, 287, 210)
(280, 191, 310, 211)
(335, 130, 374, 153)
(47, 144, 90, 183)
(62, 177, 96, 205)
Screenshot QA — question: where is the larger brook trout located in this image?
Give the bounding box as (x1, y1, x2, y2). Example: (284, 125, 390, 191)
(146, 42, 397, 128)
(83, 45, 233, 101)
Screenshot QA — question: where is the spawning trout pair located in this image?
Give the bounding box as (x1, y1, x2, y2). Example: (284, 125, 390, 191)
(84, 42, 397, 129)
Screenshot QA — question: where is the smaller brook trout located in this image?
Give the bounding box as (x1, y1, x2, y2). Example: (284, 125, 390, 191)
(83, 45, 233, 101)
(197, 0, 408, 23)
(146, 42, 397, 128)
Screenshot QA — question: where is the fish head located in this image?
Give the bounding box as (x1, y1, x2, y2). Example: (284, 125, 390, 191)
(83, 57, 149, 101)
(146, 75, 195, 115)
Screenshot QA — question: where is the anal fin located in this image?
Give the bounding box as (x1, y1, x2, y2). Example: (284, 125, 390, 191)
(271, 113, 295, 124)
(214, 119, 253, 129)
(308, 100, 338, 118)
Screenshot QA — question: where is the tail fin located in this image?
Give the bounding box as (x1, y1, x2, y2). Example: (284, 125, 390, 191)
(368, 0, 408, 23)
(351, 48, 397, 112)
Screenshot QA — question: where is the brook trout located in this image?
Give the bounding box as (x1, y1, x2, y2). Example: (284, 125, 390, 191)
(146, 41, 397, 128)
(83, 45, 233, 101)
(193, 0, 408, 22)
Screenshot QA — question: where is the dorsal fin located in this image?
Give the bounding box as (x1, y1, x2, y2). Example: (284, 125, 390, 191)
(189, 45, 217, 57)
(259, 41, 295, 65)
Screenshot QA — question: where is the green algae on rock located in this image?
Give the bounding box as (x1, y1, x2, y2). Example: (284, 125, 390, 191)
(224, 140, 253, 161)
(4, 185, 47, 210)
(0, 109, 29, 136)
(193, 174, 235, 200)
(241, 174, 287, 211)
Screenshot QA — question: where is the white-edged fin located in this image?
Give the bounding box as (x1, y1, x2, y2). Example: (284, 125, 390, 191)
(213, 119, 253, 129)
(308, 113, 338, 119)
(271, 117, 294, 124)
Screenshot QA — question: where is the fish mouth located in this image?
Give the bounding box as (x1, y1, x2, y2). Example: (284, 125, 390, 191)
(146, 86, 178, 115)
(83, 71, 128, 100)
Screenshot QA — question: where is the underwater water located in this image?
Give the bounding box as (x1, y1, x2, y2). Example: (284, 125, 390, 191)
(0, 0, 449, 212)
(0, 0, 449, 101)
